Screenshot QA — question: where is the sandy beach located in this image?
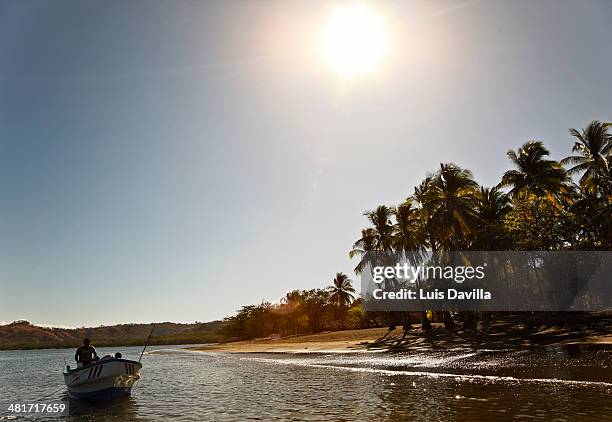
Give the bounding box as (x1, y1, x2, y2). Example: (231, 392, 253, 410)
(192, 315, 612, 354)
(191, 327, 389, 353)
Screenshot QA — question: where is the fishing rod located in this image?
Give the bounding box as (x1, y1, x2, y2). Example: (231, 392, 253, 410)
(139, 324, 156, 362)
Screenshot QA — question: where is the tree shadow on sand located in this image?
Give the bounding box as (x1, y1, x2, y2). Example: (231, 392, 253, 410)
(365, 313, 612, 353)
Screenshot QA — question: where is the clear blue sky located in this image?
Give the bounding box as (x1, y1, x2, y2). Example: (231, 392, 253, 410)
(1, 1, 610, 327)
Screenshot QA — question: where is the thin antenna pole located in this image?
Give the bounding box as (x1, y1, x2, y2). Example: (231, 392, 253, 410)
(139, 324, 156, 362)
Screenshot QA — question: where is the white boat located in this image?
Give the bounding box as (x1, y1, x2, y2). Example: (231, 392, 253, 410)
(63, 355, 142, 400)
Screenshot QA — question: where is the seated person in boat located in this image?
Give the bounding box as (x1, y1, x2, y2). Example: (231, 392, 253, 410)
(74, 338, 99, 366)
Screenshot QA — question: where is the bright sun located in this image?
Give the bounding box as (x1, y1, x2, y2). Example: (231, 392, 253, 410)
(320, 3, 388, 78)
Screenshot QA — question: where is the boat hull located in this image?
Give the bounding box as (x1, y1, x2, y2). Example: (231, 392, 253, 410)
(64, 359, 142, 401)
(68, 386, 133, 400)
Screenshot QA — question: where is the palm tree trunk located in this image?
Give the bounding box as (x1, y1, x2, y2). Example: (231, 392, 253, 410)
(442, 311, 455, 331)
(462, 311, 476, 330)
(421, 311, 432, 331)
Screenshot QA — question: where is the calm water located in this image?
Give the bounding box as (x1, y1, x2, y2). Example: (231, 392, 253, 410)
(1, 345, 611, 421)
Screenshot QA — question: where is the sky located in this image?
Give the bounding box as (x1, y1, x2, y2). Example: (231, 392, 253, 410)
(0, 0, 611, 327)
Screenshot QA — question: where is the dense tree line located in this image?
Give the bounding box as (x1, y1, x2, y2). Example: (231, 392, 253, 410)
(222, 273, 363, 341)
(350, 120, 612, 330)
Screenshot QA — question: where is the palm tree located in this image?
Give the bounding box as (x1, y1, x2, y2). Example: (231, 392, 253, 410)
(412, 176, 438, 251)
(561, 120, 612, 195)
(328, 273, 356, 330)
(349, 205, 396, 274)
(423, 163, 480, 330)
(476, 186, 512, 222)
(472, 186, 513, 250)
(392, 199, 431, 332)
(365, 205, 396, 252)
(405, 165, 479, 330)
(499, 141, 572, 203)
(426, 163, 480, 250)
(393, 200, 428, 264)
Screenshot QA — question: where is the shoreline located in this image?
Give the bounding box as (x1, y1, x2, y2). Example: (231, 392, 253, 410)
(191, 327, 389, 353)
(191, 315, 612, 354)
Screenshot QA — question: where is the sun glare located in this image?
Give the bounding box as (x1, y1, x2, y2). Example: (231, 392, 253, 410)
(320, 3, 388, 78)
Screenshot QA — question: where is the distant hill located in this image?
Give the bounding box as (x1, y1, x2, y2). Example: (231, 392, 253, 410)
(0, 320, 227, 350)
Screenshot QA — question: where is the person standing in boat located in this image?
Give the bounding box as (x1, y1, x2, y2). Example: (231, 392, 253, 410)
(74, 338, 99, 366)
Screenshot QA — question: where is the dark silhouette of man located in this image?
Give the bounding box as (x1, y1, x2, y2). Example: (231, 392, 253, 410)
(75, 338, 99, 366)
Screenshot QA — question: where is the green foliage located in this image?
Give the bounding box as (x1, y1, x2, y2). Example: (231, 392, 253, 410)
(350, 119, 612, 330)
(222, 277, 360, 340)
(499, 141, 573, 203)
(346, 300, 369, 329)
(503, 197, 572, 250)
(561, 120, 612, 194)
(352, 120, 611, 256)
